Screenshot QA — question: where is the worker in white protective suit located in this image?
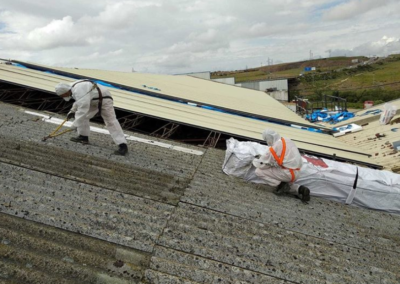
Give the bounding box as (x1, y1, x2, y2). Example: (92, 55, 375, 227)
(55, 80, 128, 156)
(252, 129, 310, 202)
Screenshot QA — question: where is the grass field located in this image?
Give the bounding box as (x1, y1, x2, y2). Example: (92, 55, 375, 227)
(211, 55, 400, 101)
(297, 56, 400, 95)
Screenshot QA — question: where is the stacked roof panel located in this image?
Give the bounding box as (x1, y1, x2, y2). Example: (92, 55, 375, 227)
(0, 61, 380, 167)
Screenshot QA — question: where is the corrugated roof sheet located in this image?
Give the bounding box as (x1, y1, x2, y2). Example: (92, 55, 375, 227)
(13, 60, 312, 126)
(0, 213, 151, 284)
(1, 103, 399, 283)
(0, 62, 380, 167)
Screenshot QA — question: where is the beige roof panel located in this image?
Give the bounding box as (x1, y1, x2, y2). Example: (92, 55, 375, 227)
(337, 118, 400, 170)
(14, 60, 317, 127)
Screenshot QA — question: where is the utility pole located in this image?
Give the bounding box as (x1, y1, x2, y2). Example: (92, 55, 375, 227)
(326, 49, 331, 58)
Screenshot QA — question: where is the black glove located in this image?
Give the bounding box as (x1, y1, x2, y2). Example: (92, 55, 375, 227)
(67, 112, 75, 120)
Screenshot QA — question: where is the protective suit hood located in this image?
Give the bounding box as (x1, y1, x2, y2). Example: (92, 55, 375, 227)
(55, 83, 72, 101)
(262, 129, 281, 146)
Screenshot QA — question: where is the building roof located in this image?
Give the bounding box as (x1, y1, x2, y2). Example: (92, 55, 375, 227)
(336, 98, 400, 127)
(1, 102, 399, 283)
(327, 99, 400, 171)
(0, 62, 380, 168)
(12, 60, 310, 127)
(337, 114, 400, 171)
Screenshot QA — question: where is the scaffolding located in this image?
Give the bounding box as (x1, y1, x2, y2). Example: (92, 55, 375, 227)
(295, 94, 347, 116)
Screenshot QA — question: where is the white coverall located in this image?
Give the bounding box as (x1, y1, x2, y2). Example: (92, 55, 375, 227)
(68, 80, 127, 145)
(253, 129, 303, 194)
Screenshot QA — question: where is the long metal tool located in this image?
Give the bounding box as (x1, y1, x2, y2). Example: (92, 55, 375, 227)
(42, 118, 73, 141)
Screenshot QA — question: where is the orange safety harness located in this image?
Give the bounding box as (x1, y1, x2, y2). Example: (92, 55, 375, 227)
(269, 137, 300, 182)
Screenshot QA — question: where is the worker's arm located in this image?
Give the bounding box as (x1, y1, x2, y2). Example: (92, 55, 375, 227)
(252, 151, 278, 169)
(70, 102, 78, 113)
(67, 102, 78, 120)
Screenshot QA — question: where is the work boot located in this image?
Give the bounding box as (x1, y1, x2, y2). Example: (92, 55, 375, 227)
(70, 135, 89, 144)
(273, 182, 290, 195)
(298, 185, 311, 202)
(114, 143, 128, 156)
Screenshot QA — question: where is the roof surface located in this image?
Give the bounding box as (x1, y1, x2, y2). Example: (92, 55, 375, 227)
(320, 99, 400, 171)
(337, 114, 400, 171)
(1, 102, 399, 284)
(0, 62, 379, 167)
(12, 60, 311, 126)
(336, 98, 400, 127)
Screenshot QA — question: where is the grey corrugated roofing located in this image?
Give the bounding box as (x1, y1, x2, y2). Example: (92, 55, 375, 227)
(1, 102, 399, 283)
(0, 63, 379, 167)
(0, 213, 151, 284)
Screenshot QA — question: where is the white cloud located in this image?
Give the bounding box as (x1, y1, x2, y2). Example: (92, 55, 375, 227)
(26, 16, 86, 50)
(0, 0, 399, 74)
(322, 0, 391, 21)
(0, 10, 48, 33)
(247, 22, 310, 37)
(331, 36, 400, 57)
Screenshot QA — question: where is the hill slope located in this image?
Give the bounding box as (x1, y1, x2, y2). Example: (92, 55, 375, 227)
(211, 56, 369, 82)
(212, 54, 400, 107)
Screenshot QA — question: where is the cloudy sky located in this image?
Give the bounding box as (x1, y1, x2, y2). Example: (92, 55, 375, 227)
(1, 0, 399, 74)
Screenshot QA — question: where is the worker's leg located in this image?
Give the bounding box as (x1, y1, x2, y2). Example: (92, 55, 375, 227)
(289, 183, 310, 202)
(101, 100, 127, 145)
(75, 104, 97, 137)
(70, 117, 91, 143)
(70, 103, 98, 143)
(255, 167, 310, 200)
(289, 183, 300, 194)
(74, 118, 89, 137)
(255, 167, 286, 187)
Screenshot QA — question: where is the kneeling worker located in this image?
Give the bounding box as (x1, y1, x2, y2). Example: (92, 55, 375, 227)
(253, 129, 310, 202)
(55, 80, 128, 156)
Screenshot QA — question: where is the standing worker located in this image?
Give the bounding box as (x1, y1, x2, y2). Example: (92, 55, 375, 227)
(252, 129, 310, 202)
(55, 80, 128, 156)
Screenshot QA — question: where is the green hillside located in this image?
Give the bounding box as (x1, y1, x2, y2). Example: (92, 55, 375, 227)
(211, 56, 369, 82)
(212, 54, 400, 108)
